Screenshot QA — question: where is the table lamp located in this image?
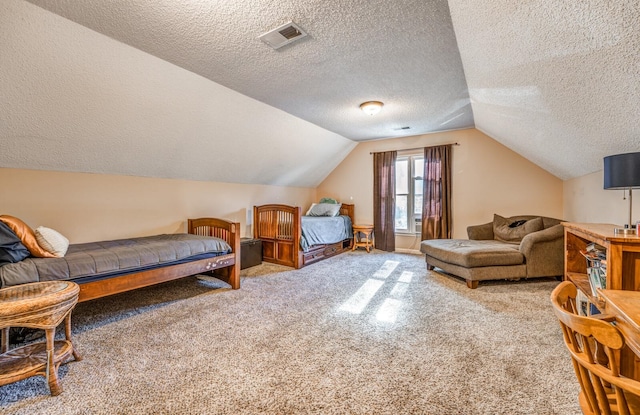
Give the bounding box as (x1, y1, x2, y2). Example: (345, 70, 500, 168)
(604, 152, 640, 234)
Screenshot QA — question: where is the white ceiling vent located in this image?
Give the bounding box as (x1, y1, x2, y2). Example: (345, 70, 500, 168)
(259, 21, 308, 50)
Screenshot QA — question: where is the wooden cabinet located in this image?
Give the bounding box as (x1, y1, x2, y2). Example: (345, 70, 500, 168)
(564, 223, 640, 299)
(563, 223, 640, 377)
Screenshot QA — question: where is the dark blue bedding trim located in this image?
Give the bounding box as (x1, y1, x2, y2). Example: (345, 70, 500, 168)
(70, 251, 225, 285)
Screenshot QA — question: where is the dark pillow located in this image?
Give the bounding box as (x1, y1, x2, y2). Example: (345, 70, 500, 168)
(493, 215, 544, 244)
(0, 221, 31, 265)
(509, 219, 527, 228)
(0, 215, 56, 258)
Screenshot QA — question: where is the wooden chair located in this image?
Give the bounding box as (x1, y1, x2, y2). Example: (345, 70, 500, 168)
(550, 281, 640, 414)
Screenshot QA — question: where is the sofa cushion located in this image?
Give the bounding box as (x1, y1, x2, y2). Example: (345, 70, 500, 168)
(420, 239, 524, 268)
(493, 215, 544, 244)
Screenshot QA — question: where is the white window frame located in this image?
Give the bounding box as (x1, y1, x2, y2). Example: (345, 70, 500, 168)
(395, 152, 423, 235)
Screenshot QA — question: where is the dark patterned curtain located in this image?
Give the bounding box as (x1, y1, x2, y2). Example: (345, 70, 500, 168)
(422, 145, 452, 240)
(373, 151, 397, 251)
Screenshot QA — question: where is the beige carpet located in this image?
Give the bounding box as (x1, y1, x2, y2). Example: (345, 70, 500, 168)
(0, 251, 580, 414)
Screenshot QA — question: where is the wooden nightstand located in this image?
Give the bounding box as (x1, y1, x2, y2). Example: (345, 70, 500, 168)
(352, 224, 374, 253)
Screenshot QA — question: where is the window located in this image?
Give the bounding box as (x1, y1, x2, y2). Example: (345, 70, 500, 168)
(395, 154, 423, 233)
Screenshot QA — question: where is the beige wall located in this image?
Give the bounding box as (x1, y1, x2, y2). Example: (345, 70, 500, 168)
(2, 129, 572, 251)
(564, 170, 639, 227)
(317, 128, 564, 251)
(2, 128, 585, 250)
(0, 168, 315, 243)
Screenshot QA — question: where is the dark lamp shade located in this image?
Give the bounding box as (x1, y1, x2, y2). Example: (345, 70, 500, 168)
(603, 152, 640, 190)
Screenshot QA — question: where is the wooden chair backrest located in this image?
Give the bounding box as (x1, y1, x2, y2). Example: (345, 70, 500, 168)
(550, 281, 640, 414)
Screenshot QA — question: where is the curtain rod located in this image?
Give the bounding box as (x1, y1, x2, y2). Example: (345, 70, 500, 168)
(369, 142, 460, 155)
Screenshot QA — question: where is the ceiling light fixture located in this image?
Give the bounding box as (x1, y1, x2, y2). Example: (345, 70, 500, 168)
(360, 101, 384, 116)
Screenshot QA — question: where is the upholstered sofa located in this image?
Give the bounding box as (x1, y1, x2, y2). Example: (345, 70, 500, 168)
(420, 215, 564, 289)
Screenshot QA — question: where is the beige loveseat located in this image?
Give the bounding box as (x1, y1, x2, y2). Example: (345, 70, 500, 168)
(420, 215, 564, 289)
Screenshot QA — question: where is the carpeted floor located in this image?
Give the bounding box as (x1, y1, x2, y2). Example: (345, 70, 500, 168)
(0, 250, 580, 414)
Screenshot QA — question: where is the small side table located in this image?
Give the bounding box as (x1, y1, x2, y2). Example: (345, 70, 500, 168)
(0, 281, 82, 396)
(352, 224, 374, 253)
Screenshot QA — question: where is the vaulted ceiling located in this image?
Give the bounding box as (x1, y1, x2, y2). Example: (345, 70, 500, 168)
(24, 0, 473, 141)
(3, 0, 639, 186)
(448, 0, 639, 180)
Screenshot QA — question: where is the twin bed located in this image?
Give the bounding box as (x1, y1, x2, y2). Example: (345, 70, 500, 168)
(0, 218, 240, 302)
(253, 203, 354, 269)
(1, 202, 355, 300)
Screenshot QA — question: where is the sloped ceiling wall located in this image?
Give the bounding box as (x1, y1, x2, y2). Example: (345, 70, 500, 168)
(2, 1, 638, 187)
(24, 0, 473, 142)
(0, 0, 356, 188)
(448, 0, 640, 180)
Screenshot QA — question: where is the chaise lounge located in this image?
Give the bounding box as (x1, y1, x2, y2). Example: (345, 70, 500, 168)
(420, 214, 564, 288)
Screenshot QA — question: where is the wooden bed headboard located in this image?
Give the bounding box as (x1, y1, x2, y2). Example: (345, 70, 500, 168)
(339, 203, 354, 224)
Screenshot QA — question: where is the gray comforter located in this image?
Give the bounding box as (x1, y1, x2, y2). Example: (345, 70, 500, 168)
(300, 215, 353, 251)
(0, 233, 231, 288)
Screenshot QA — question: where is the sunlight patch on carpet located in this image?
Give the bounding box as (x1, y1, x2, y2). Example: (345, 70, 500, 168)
(376, 298, 402, 322)
(390, 281, 409, 297)
(339, 260, 410, 318)
(398, 270, 413, 283)
(372, 260, 399, 279)
(339, 279, 385, 314)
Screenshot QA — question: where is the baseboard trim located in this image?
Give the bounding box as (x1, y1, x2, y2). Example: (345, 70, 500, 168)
(394, 248, 422, 255)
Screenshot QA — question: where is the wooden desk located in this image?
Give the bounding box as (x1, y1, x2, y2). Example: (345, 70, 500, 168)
(599, 289, 640, 379)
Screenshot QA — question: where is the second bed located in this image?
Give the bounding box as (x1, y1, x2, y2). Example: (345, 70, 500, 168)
(253, 203, 354, 269)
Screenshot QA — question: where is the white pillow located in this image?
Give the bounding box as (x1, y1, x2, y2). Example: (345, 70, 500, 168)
(305, 203, 318, 215)
(306, 203, 342, 217)
(35, 226, 69, 257)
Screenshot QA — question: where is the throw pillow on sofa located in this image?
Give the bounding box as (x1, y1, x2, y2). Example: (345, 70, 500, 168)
(493, 214, 544, 244)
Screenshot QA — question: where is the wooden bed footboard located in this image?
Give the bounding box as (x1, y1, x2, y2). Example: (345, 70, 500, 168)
(187, 217, 241, 288)
(253, 203, 354, 269)
(77, 218, 240, 302)
(253, 204, 302, 268)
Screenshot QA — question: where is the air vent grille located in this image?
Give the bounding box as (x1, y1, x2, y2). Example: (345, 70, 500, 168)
(259, 21, 308, 50)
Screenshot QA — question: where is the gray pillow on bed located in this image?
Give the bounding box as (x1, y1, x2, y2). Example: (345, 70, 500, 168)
(306, 203, 342, 217)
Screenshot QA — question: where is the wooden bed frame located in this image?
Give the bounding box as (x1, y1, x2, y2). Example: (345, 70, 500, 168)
(77, 218, 240, 302)
(253, 204, 354, 269)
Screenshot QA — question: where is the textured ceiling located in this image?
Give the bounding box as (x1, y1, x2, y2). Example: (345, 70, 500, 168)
(1, 0, 356, 188)
(26, 0, 473, 141)
(9, 0, 640, 184)
(448, 0, 640, 180)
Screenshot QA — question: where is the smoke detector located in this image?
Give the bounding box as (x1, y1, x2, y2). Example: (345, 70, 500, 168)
(259, 21, 308, 50)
